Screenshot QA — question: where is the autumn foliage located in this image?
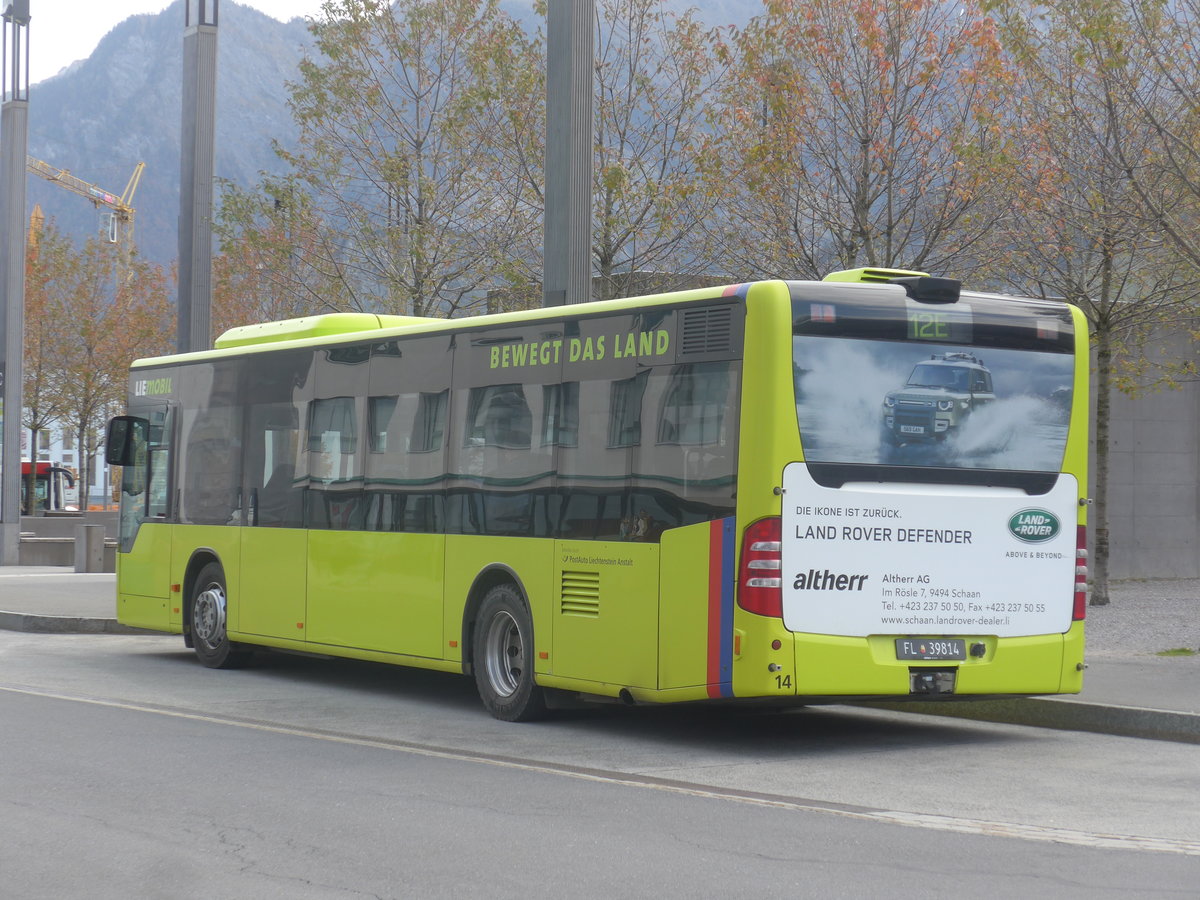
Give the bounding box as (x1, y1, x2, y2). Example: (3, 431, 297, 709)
(23, 217, 172, 508)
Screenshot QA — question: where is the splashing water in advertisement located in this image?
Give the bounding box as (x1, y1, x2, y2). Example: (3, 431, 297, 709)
(793, 336, 1073, 471)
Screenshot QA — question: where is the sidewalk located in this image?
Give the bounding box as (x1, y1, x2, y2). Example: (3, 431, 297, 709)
(0, 567, 137, 634)
(1, 566, 1196, 742)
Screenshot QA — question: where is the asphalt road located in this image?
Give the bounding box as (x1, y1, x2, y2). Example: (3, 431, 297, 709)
(1, 632, 1197, 897)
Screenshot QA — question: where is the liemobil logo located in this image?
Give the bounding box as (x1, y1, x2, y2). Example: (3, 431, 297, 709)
(134, 377, 173, 397)
(1008, 508, 1060, 543)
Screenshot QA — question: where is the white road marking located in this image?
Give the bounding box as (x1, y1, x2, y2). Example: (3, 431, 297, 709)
(4, 682, 1198, 857)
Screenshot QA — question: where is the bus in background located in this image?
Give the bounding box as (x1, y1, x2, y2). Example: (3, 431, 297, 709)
(21, 460, 78, 513)
(106, 268, 1089, 720)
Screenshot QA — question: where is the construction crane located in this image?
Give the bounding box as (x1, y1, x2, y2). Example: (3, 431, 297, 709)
(25, 156, 145, 252)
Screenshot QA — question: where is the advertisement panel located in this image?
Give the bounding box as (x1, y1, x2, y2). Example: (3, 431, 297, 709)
(781, 464, 1078, 638)
(793, 334, 1073, 472)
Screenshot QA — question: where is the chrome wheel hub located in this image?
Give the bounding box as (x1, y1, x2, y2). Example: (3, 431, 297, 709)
(193, 583, 227, 650)
(482, 610, 524, 698)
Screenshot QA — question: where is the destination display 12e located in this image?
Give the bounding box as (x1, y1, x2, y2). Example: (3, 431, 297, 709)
(781, 464, 1078, 638)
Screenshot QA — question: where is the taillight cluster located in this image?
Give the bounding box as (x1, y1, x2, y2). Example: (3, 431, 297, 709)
(1074, 524, 1088, 620)
(738, 517, 783, 617)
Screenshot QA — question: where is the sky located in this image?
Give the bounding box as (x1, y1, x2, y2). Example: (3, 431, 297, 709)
(26, 1, 327, 85)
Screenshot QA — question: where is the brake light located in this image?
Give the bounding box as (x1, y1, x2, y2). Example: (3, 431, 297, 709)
(1074, 525, 1087, 620)
(738, 517, 783, 618)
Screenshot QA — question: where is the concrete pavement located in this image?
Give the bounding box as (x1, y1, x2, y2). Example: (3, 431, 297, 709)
(0, 568, 141, 634)
(1, 565, 1196, 742)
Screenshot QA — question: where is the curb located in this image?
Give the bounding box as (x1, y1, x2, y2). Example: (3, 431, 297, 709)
(857, 697, 1200, 745)
(0, 611, 156, 636)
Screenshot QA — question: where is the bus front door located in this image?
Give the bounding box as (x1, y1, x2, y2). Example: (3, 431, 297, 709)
(236, 403, 307, 641)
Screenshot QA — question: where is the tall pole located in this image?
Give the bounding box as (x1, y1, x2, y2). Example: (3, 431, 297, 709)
(0, 0, 30, 565)
(177, 0, 219, 353)
(543, 0, 593, 307)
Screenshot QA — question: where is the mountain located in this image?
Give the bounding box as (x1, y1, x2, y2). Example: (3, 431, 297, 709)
(23, 0, 313, 265)
(16, 0, 756, 268)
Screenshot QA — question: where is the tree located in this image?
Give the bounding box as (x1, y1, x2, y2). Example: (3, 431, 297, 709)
(218, 0, 738, 316)
(588, 0, 731, 299)
(706, 0, 1013, 281)
(989, 0, 1200, 605)
(21, 216, 67, 513)
(1095, 0, 1200, 271)
(49, 239, 173, 507)
(219, 0, 543, 318)
(214, 180, 355, 332)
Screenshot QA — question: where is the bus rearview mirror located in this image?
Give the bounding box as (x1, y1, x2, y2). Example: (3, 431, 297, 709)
(105, 416, 147, 466)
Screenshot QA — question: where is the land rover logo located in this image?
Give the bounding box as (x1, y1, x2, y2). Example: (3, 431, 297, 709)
(1008, 509, 1060, 543)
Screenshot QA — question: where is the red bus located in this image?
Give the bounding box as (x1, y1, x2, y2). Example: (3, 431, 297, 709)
(21, 460, 77, 513)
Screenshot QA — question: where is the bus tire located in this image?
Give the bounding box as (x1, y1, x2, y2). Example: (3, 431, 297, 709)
(473, 583, 547, 722)
(190, 562, 250, 669)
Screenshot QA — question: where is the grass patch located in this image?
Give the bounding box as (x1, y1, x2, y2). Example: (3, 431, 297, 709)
(1156, 648, 1198, 657)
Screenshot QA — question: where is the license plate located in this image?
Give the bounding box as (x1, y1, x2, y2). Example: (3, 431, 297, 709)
(896, 638, 966, 660)
(900, 425, 926, 434)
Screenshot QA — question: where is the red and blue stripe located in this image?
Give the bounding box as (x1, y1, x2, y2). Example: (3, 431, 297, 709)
(706, 517, 736, 698)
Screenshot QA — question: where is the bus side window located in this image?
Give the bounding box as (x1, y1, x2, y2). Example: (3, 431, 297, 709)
(607, 371, 648, 448)
(306, 396, 363, 530)
(175, 358, 244, 526)
(655, 362, 731, 446)
(541, 382, 579, 448)
(365, 336, 452, 534)
(146, 408, 172, 518)
(248, 403, 301, 528)
(641, 361, 739, 528)
(465, 384, 532, 449)
(450, 325, 560, 539)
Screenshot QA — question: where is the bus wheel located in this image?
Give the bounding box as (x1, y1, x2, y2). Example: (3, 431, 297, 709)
(190, 562, 249, 669)
(473, 584, 547, 722)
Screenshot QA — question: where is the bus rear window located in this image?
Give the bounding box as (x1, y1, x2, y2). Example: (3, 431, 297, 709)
(791, 289, 1075, 474)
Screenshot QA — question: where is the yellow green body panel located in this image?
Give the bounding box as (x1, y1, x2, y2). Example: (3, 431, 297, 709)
(658, 523, 713, 690)
(552, 540, 659, 688)
(730, 609, 798, 699)
(115, 522, 173, 630)
(1059, 621, 1086, 693)
(306, 531, 444, 658)
(441, 535, 555, 669)
(236, 528, 306, 638)
(790, 631, 1075, 696)
(172, 524, 241, 627)
(735, 283, 799, 502)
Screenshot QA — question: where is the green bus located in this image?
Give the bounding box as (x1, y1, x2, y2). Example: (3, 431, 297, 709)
(107, 268, 1089, 720)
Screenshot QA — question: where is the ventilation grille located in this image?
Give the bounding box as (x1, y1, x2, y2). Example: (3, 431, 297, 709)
(561, 570, 600, 617)
(680, 306, 734, 356)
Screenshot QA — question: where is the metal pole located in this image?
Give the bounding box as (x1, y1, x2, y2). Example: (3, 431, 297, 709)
(543, 0, 593, 307)
(177, 0, 219, 353)
(0, 0, 31, 565)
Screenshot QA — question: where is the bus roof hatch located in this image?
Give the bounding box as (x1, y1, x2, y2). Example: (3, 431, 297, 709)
(822, 266, 929, 284)
(214, 313, 428, 349)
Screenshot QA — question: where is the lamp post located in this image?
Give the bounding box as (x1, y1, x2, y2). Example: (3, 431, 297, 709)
(177, 0, 219, 353)
(0, 0, 30, 564)
(543, 0, 593, 307)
